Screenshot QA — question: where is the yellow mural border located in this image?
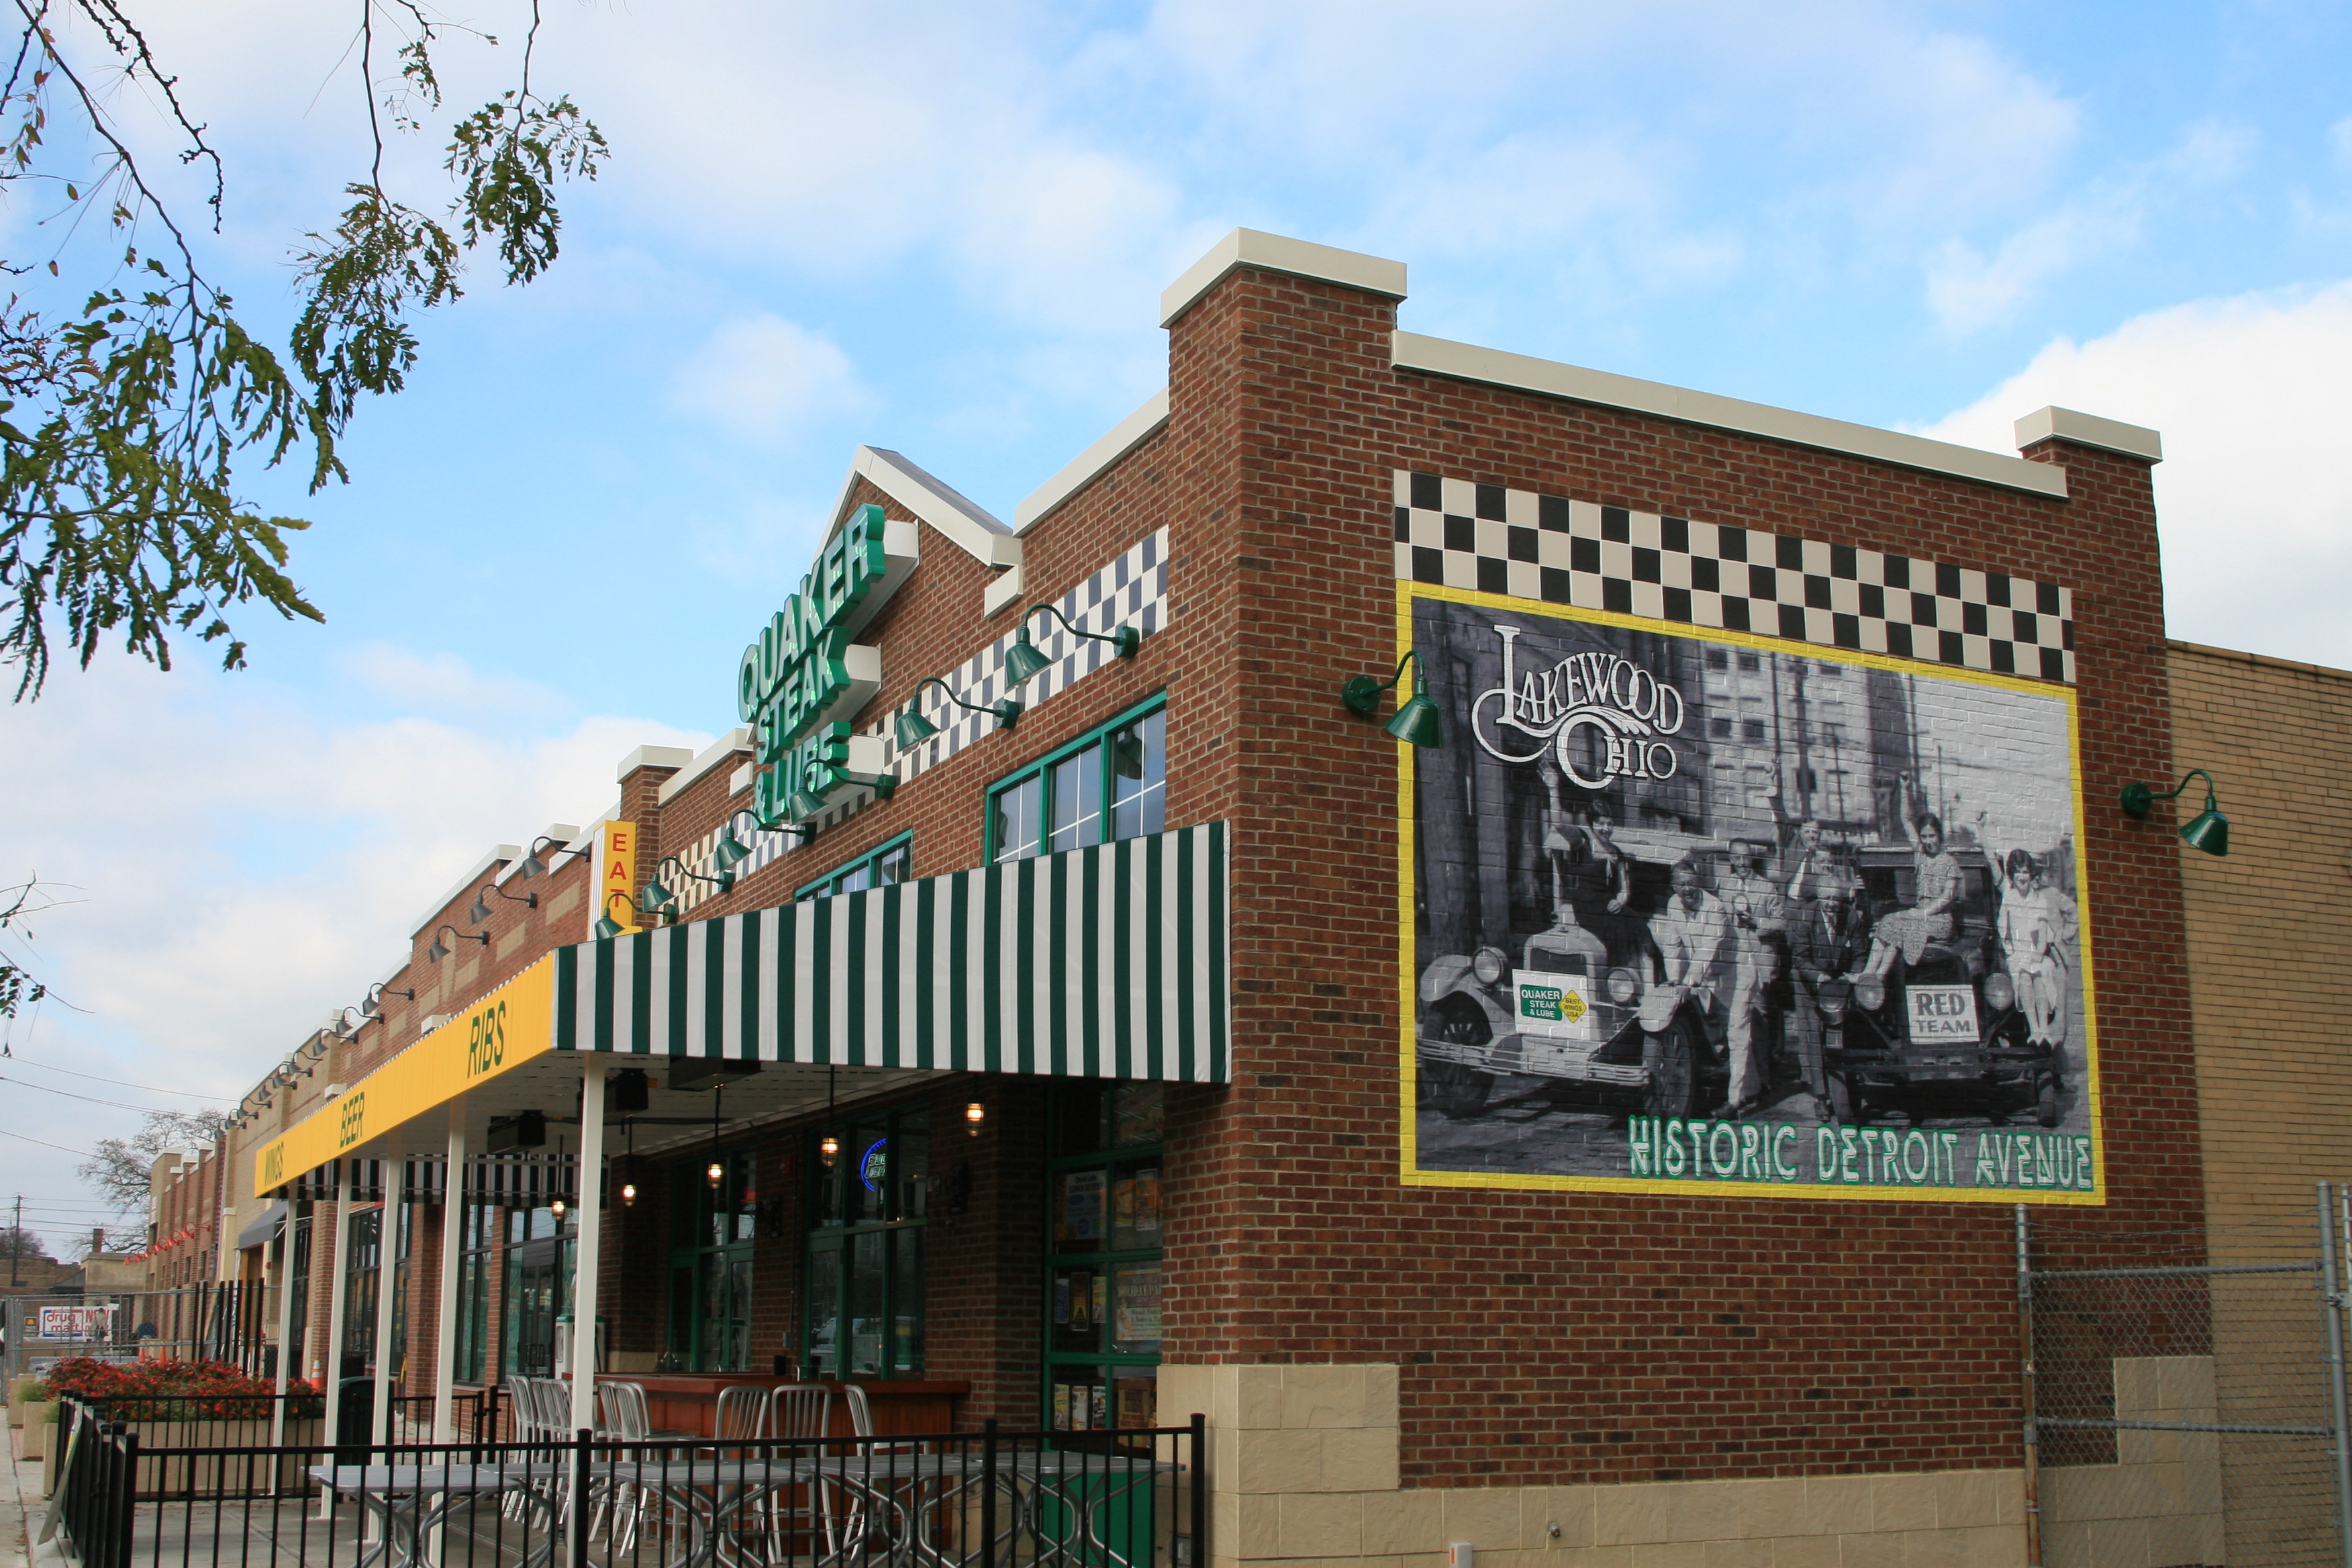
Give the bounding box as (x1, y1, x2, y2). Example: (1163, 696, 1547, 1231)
(1392, 579, 2107, 1205)
(252, 957, 558, 1195)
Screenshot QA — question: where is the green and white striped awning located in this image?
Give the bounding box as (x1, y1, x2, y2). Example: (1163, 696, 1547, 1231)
(551, 822, 1228, 1083)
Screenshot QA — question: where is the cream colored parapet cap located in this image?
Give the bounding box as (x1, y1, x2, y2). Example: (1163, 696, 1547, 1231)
(1391, 331, 2070, 500)
(2014, 405, 2163, 463)
(826, 444, 1020, 570)
(1015, 389, 1171, 534)
(1161, 228, 1408, 327)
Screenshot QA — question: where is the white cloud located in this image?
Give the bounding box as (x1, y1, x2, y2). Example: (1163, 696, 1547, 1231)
(1912, 279, 2352, 669)
(0, 654, 705, 1232)
(1924, 119, 2257, 334)
(2329, 115, 2352, 170)
(670, 314, 875, 445)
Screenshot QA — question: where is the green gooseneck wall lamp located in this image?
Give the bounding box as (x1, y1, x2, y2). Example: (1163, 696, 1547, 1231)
(893, 675, 1022, 750)
(2120, 768, 2230, 856)
(1003, 603, 1143, 686)
(593, 892, 635, 940)
(711, 807, 807, 875)
(424, 923, 489, 964)
(642, 852, 734, 917)
(516, 833, 591, 881)
(1341, 648, 1446, 748)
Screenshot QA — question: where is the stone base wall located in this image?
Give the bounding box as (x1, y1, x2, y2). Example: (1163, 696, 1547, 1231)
(1161, 1364, 2028, 1567)
(2040, 1356, 2223, 1568)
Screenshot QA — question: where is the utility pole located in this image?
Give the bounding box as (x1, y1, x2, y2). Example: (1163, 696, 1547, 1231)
(9, 1194, 20, 1287)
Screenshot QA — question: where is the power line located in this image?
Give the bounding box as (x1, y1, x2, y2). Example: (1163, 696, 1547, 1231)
(0, 1075, 227, 1118)
(1, 1054, 235, 1103)
(0, 1126, 95, 1158)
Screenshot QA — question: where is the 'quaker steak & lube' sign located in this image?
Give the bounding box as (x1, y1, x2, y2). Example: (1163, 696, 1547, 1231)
(736, 503, 918, 827)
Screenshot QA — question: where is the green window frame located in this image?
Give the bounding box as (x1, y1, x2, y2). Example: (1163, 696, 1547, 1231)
(795, 832, 914, 901)
(985, 695, 1167, 864)
(667, 1150, 756, 1373)
(803, 1105, 928, 1380)
(1042, 1081, 1166, 1433)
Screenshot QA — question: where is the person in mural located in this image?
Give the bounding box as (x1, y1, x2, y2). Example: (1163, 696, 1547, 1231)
(1782, 819, 1834, 904)
(1788, 868, 1870, 1118)
(1718, 839, 1785, 1114)
(1648, 858, 1745, 1114)
(1848, 793, 1961, 983)
(1977, 814, 2080, 1052)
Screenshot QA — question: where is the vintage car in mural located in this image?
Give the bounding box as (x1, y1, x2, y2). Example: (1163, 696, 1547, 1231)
(1817, 844, 2061, 1126)
(1415, 905, 1729, 1122)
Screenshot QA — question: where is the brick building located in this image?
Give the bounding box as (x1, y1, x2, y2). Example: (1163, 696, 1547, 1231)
(230, 230, 2212, 1565)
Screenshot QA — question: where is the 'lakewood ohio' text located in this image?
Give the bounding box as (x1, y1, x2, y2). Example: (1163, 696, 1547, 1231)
(1626, 1116, 2096, 1192)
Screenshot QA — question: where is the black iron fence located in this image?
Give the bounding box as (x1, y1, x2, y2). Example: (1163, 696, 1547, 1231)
(52, 1386, 507, 1459)
(52, 1395, 1208, 1568)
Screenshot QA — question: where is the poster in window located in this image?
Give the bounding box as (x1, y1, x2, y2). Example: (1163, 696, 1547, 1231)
(1052, 1384, 1070, 1429)
(1113, 1264, 1163, 1351)
(1052, 1273, 1071, 1326)
(1070, 1271, 1091, 1333)
(1398, 583, 2102, 1204)
(1060, 1171, 1104, 1243)
(1134, 1169, 1162, 1238)
(1114, 1375, 1157, 1432)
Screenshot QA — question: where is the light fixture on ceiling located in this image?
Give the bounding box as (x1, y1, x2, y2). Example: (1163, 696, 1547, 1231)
(893, 675, 1022, 750)
(1002, 603, 1144, 687)
(2120, 768, 2230, 856)
(1340, 648, 1445, 748)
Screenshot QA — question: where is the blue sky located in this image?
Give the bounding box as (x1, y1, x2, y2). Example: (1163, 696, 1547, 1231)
(4, 0, 2350, 1248)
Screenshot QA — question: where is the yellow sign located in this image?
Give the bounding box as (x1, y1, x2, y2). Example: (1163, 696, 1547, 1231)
(599, 820, 641, 936)
(252, 957, 556, 1193)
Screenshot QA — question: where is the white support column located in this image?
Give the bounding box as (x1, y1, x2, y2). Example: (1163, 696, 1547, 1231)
(569, 1060, 606, 1434)
(317, 1166, 356, 1522)
(270, 1204, 297, 1448)
(565, 1061, 607, 1568)
(321, 1165, 355, 1441)
(434, 1121, 467, 1443)
(372, 1159, 403, 1448)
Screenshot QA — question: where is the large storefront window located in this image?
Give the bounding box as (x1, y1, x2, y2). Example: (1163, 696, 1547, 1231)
(503, 1206, 573, 1379)
(453, 1202, 496, 1383)
(805, 1106, 928, 1379)
(1044, 1081, 1165, 1432)
(342, 1206, 381, 1379)
(987, 699, 1167, 863)
(669, 1150, 755, 1372)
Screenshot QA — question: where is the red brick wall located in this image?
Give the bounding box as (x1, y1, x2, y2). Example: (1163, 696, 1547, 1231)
(1135, 261, 2195, 1487)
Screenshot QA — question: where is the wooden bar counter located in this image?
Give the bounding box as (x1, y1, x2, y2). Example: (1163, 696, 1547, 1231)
(596, 1373, 968, 1437)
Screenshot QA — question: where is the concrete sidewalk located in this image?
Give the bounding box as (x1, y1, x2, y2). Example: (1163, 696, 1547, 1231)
(3, 1442, 47, 1568)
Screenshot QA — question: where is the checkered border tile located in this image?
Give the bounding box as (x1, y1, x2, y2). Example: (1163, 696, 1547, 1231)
(1393, 471, 2075, 685)
(668, 528, 1171, 910)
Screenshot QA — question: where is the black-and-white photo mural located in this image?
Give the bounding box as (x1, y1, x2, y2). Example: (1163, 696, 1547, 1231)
(1399, 586, 2102, 1202)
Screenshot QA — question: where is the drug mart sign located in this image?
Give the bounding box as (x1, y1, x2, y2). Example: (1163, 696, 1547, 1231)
(737, 504, 919, 829)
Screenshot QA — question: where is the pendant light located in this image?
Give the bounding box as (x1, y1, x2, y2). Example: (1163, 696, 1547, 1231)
(818, 1065, 840, 1165)
(705, 1085, 726, 1189)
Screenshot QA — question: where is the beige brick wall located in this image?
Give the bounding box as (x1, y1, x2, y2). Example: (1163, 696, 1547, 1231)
(2167, 642, 2352, 1251)
(1160, 1364, 2026, 1567)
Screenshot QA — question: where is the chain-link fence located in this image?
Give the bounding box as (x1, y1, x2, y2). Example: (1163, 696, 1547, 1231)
(2023, 1187, 2352, 1568)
